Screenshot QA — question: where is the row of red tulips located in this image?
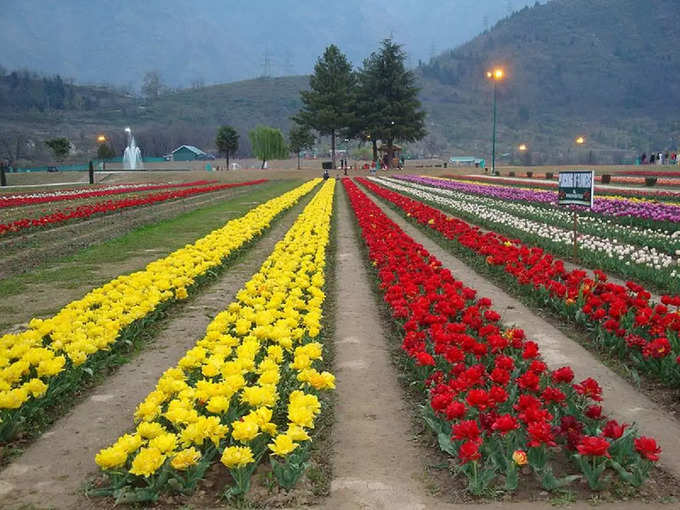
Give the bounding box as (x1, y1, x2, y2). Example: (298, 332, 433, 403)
(0, 180, 219, 208)
(620, 170, 680, 178)
(357, 177, 680, 389)
(0, 180, 267, 236)
(344, 178, 659, 494)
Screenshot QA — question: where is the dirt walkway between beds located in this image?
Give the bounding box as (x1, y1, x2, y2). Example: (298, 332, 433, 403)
(0, 191, 316, 510)
(324, 184, 446, 509)
(366, 191, 680, 482)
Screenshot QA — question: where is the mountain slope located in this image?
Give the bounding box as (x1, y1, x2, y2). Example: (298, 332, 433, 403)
(418, 0, 680, 159)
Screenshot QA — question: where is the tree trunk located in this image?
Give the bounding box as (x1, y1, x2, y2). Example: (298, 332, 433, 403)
(297, 152, 301, 170)
(261, 159, 266, 169)
(387, 139, 394, 169)
(372, 139, 378, 162)
(226, 152, 230, 171)
(331, 130, 336, 169)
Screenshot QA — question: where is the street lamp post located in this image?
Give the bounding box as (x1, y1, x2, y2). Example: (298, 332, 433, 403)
(343, 138, 350, 175)
(487, 68, 505, 175)
(575, 136, 586, 164)
(97, 134, 108, 172)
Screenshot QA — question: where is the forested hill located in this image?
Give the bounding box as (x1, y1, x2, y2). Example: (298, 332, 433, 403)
(417, 0, 680, 155)
(0, 71, 131, 112)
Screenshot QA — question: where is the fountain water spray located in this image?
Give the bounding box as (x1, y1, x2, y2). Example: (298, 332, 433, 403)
(123, 127, 143, 170)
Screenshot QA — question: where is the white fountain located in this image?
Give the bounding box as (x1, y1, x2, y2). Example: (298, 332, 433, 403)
(122, 127, 144, 170)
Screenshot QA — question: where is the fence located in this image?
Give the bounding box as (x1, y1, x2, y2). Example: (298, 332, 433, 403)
(12, 157, 167, 173)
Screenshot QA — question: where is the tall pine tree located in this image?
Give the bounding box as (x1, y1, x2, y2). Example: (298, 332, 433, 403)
(363, 39, 427, 167)
(350, 51, 383, 162)
(293, 45, 355, 169)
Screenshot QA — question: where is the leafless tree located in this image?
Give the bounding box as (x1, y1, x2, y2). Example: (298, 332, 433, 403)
(0, 130, 28, 167)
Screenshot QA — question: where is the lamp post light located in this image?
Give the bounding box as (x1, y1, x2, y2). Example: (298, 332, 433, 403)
(486, 68, 505, 175)
(575, 136, 586, 165)
(96, 134, 109, 172)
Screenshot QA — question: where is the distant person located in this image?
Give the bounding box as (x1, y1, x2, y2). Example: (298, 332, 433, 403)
(641, 153, 647, 164)
(323, 169, 329, 180)
(650, 153, 656, 164)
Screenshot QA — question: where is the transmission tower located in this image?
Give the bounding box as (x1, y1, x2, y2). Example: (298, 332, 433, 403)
(261, 48, 272, 78)
(506, 0, 514, 16)
(282, 49, 294, 76)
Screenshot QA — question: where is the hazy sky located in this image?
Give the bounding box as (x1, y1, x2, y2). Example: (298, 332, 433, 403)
(0, 0, 541, 87)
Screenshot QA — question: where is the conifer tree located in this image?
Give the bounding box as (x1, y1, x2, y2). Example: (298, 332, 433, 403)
(293, 45, 355, 169)
(359, 39, 427, 167)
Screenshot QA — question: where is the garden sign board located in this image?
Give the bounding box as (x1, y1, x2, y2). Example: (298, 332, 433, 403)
(558, 171, 594, 208)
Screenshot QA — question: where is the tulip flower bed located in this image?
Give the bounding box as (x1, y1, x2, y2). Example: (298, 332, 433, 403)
(344, 178, 661, 496)
(398, 176, 680, 256)
(93, 179, 336, 504)
(411, 176, 680, 225)
(396, 176, 680, 257)
(0, 179, 320, 445)
(0, 180, 219, 209)
(448, 175, 680, 201)
(356, 177, 680, 391)
(0, 179, 268, 237)
(376, 177, 680, 294)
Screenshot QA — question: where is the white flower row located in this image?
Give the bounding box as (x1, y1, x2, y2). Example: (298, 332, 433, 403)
(371, 177, 680, 279)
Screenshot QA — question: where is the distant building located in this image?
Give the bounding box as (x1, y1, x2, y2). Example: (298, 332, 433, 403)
(167, 145, 214, 161)
(449, 156, 485, 167)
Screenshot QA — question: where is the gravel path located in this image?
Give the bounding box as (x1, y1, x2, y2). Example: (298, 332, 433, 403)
(0, 192, 314, 510)
(324, 183, 443, 509)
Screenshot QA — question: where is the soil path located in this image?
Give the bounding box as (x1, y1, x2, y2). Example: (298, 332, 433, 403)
(366, 190, 680, 481)
(325, 183, 445, 509)
(0, 192, 315, 510)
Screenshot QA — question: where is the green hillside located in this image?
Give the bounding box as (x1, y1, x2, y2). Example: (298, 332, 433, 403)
(419, 0, 680, 161)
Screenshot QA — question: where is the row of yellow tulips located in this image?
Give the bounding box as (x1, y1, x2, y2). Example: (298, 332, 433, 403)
(94, 179, 336, 502)
(0, 180, 321, 441)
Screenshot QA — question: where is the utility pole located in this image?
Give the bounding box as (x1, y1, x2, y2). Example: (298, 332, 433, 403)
(0, 161, 7, 187)
(262, 49, 272, 78)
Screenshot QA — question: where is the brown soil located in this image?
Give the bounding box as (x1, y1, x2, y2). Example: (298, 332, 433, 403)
(0, 195, 312, 510)
(321, 182, 448, 508)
